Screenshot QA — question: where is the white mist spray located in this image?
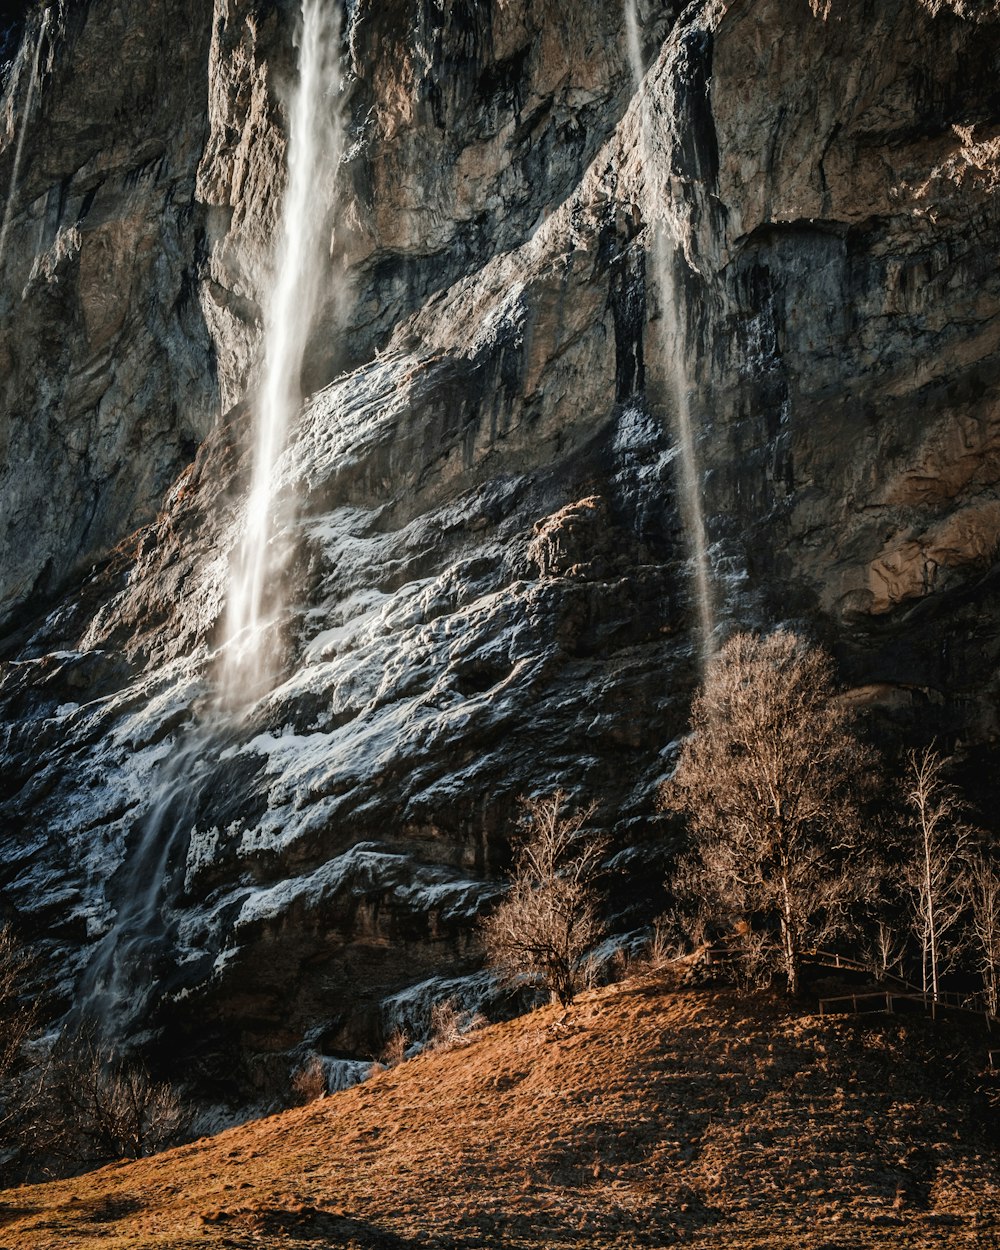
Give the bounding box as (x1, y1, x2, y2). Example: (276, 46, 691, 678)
(624, 1, 715, 664)
(223, 0, 344, 704)
(0, 10, 47, 268)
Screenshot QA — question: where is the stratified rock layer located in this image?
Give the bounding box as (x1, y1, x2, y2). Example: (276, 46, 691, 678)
(1, 0, 999, 1083)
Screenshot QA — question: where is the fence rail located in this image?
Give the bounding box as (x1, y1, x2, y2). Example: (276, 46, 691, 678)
(697, 943, 996, 1030)
(818, 989, 996, 1032)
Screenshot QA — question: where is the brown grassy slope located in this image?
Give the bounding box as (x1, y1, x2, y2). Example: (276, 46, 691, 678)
(2, 978, 999, 1249)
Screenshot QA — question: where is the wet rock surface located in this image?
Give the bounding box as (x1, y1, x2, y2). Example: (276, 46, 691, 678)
(1, 0, 999, 1085)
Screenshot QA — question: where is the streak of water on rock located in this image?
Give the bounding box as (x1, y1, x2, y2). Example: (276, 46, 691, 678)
(0, 10, 47, 268)
(624, 1, 715, 664)
(222, 0, 345, 707)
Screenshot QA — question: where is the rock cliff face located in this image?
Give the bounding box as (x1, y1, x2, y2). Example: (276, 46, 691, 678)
(1, 0, 999, 1090)
(0, 0, 217, 631)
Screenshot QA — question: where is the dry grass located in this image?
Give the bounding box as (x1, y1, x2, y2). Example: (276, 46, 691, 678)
(2, 977, 998, 1248)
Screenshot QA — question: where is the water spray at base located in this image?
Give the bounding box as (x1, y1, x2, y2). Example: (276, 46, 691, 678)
(81, 734, 209, 1036)
(624, 1, 716, 665)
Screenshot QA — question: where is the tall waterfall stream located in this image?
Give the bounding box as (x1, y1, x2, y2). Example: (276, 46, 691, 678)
(0, 9, 47, 268)
(83, 0, 345, 1037)
(222, 0, 345, 706)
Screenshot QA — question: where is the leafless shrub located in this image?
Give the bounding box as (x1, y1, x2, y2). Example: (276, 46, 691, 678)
(607, 945, 630, 982)
(661, 631, 877, 995)
(0, 924, 45, 1157)
(428, 999, 485, 1051)
(0, 925, 38, 1091)
(428, 999, 463, 1049)
(290, 1054, 327, 1104)
(378, 1028, 410, 1068)
(28, 1030, 188, 1164)
(646, 915, 680, 970)
(0, 926, 38, 1074)
(966, 849, 1000, 1016)
(574, 952, 605, 994)
(481, 791, 609, 1007)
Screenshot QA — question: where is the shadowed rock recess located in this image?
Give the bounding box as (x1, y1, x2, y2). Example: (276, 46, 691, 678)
(1, 0, 999, 1086)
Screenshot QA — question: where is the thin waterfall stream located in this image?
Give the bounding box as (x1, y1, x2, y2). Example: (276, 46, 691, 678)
(0, 9, 47, 268)
(81, 733, 210, 1034)
(624, 2, 715, 664)
(83, 0, 345, 1036)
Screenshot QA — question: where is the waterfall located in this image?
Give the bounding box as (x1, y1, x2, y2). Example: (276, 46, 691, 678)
(82, 1, 345, 1036)
(0, 10, 47, 269)
(81, 735, 207, 1037)
(222, 0, 345, 705)
(624, 2, 715, 664)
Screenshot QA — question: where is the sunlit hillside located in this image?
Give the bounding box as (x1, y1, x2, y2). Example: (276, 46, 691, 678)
(3, 976, 998, 1249)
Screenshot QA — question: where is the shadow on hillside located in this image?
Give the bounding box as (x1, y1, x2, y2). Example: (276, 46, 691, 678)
(81, 1194, 144, 1223)
(0, 1203, 40, 1227)
(232, 1204, 431, 1246)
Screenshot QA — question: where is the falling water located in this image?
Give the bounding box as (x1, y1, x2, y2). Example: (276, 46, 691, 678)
(81, 734, 208, 1037)
(0, 10, 47, 268)
(222, 0, 344, 704)
(624, 2, 715, 663)
(83, 1, 345, 1034)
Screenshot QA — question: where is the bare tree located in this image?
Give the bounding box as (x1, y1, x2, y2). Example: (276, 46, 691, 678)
(902, 746, 969, 1003)
(864, 917, 908, 983)
(481, 791, 608, 1007)
(966, 850, 1000, 1016)
(661, 630, 876, 995)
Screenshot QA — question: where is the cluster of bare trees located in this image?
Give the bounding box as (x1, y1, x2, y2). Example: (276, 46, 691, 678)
(29, 1031, 188, 1166)
(0, 926, 188, 1178)
(892, 746, 1000, 1012)
(662, 629, 1000, 1008)
(0, 626, 995, 1184)
(480, 629, 1000, 1017)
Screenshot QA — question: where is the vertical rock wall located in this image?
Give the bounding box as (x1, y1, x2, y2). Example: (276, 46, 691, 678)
(0, 0, 218, 632)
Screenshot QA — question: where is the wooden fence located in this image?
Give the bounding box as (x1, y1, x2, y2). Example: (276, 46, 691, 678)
(697, 943, 997, 1035)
